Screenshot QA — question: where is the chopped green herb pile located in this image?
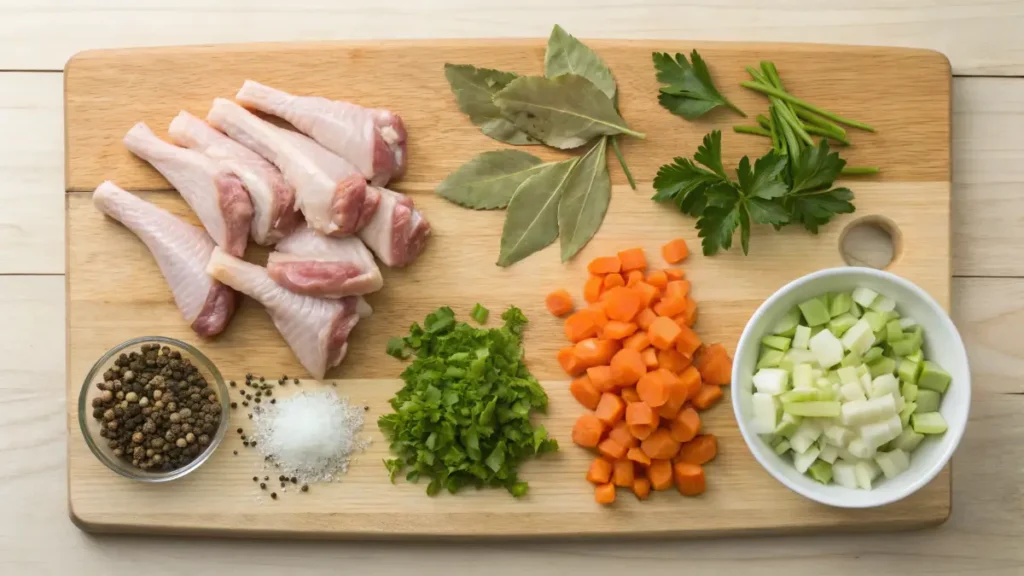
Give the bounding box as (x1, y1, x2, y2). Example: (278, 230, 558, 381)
(379, 306, 558, 497)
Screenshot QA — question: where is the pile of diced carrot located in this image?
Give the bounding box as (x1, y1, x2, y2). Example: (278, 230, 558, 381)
(546, 239, 734, 505)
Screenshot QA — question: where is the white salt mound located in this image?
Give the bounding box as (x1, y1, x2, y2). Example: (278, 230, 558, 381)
(252, 390, 368, 483)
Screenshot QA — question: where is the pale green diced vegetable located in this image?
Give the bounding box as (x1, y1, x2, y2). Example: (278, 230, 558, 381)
(912, 412, 948, 434)
(916, 389, 940, 413)
(894, 394, 906, 414)
(751, 392, 779, 434)
(886, 319, 905, 342)
(827, 313, 858, 337)
(848, 437, 877, 459)
(789, 420, 823, 453)
(890, 329, 922, 357)
(784, 401, 841, 418)
(852, 286, 879, 308)
(840, 381, 866, 402)
(840, 350, 862, 367)
(869, 374, 900, 399)
(837, 366, 859, 385)
(869, 295, 897, 313)
(860, 415, 903, 449)
(899, 317, 918, 330)
(829, 292, 853, 318)
(818, 443, 839, 464)
(873, 328, 887, 345)
(855, 460, 882, 490)
(859, 372, 873, 393)
(772, 307, 802, 337)
(761, 335, 792, 352)
(825, 371, 842, 386)
(792, 325, 811, 350)
(863, 347, 884, 364)
(874, 449, 911, 479)
(892, 427, 925, 452)
(850, 301, 863, 318)
(841, 395, 897, 427)
(798, 297, 831, 327)
(753, 368, 790, 396)
(901, 381, 918, 402)
(792, 363, 814, 389)
(918, 361, 951, 394)
(757, 348, 785, 369)
(823, 424, 854, 447)
(899, 401, 917, 427)
(868, 357, 897, 378)
(773, 412, 802, 438)
(809, 329, 844, 368)
(773, 438, 791, 455)
(906, 349, 923, 363)
(793, 446, 821, 473)
(863, 310, 887, 332)
(808, 460, 833, 484)
(833, 460, 859, 489)
(840, 319, 875, 355)
(898, 357, 921, 384)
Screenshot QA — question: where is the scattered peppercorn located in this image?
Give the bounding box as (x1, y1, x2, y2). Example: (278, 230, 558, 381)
(260, 482, 266, 489)
(242, 401, 249, 407)
(264, 476, 269, 480)
(230, 402, 237, 409)
(237, 427, 243, 434)
(233, 450, 238, 456)
(253, 476, 258, 482)
(293, 378, 299, 385)
(301, 484, 309, 492)
(290, 476, 297, 484)
(270, 399, 276, 404)
(271, 492, 277, 500)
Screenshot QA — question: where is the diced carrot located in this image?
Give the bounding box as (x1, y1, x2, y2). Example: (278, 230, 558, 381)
(674, 462, 706, 496)
(620, 386, 641, 403)
(680, 297, 698, 327)
(594, 392, 626, 426)
(602, 273, 625, 290)
(674, 323, 703, 356)
(564, 310, 599, 343)
(665, 280, 691, 300)
(587, 366, 618, 392)
(657, 348, 691, 373)
(657, 371, 690, 419)
(613, 459, 635, 488)
(670, 407, 701, 443)
(627, 446, 652, 466)
(623, 332, 650, 352)
(545, 289, 574, 317)
(608, 420, 639, 450)
(699, 343, 733, 386)
(678, 434, 718, 465)
(640, 428, 682, 460)
(638, 368, 677, 408)
(691, 384, 723, 411)
(664, 268, 686, 280)
(574, 338, 619, 369)
(583, 275, 604, 304)
(645, 269, 668, 290)
(595, 482, 617, 504)
(588, 256, 622, 275)
(635, 308, 658, 331)
(572, 414, 605, 448)
(610, 348, 646, 386)
(617, 247, 647, 271)
(569, 375, 602, 410)
(632, 282, 660, 308)
(628, 423, 655, 441)
(625, 269, 644, 287)
(648, 316, 682, 350)
(587, 305, 609, 329)
(653, 296, 687, 318)
(557, 346, 585, 376)
(603, 320, 638, 340)
(633, 477, 652, 500)
(641, 348, 659, 369)
(662, 238, 690, 264)
(625, 401, 659, 429)
(648, 459, 674, 490)
(598, 437, 628, 460)
(586, 457, 614, 484)
(603, 287, 643, 322)
(678, 365, 703, 398)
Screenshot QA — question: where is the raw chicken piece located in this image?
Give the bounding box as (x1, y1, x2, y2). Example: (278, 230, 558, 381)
(123, 122, 253, 258)
(206, 247, 371, 380)
(168, 111, 301, 245)
(206, 98, 373, 237)
(358, 187, 431, 268)
(236, 80, 405, 184)
(92, 181, 237, 337)
(267, 227, 383, 298)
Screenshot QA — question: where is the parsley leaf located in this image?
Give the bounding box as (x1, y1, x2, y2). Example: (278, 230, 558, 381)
(653, 51, 745, 120)
(789, 139, 847, 195)
(697, 204, 741, 255)
(786, 187, 855, 234)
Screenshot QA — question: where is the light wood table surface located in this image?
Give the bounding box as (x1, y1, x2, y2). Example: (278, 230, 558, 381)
(2, 1, 1023, 574)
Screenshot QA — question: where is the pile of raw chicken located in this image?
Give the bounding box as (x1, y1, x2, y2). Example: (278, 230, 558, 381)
(93, 81, 430, 380)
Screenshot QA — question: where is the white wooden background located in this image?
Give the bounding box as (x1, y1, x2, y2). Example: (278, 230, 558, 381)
(2, 1, 1023, 574)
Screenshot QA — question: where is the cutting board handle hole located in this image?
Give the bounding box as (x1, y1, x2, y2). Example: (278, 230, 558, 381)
(839, 216, 902, 270)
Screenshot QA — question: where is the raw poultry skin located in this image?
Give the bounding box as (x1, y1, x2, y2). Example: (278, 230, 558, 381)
(236, 80, 405, 185)
(206, 247, 371, 380)
(168, 111, 301, 245)
(123, 122, 253, 258)
(92, 181, 237, 337)
(206, 98, 372, 237)
(267, 227, 383, 298)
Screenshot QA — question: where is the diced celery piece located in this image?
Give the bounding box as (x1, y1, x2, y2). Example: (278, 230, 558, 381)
(918, 361, 951, 394)
(757, 348, 785, 369)
(874, 449, 911, 479)
(818, 443, 839, 464)
(761, 335, 792, 352)
(869, 295, 897, 313)
(912, 412, 948, 434)
(840, 350, 862, 367)
(751, 392, 779, 434)
(808, 460, 834, 484)
(773, 439, 791, 455)
(899, 317, 918, 330)
(849, 437, 877, 459)
(898, 357, 921, 384)
(841, 395, 898, 426)
(835, 446, 857, 462)
(899, 401, 917, 428)
(794, 447, 821, 473)
(774, 412, 802, 438)
(892, 427, 925, 452)
(841, 319, 875, 355)
(852, 286, 879, 308)
(789, 420, 823, 453)
(785, 350, 819, 369)
(873, 328, 887, 345)
(850, 301, 863, 318)
(809, 329, 844, 369)
(861, 415, 903, 449)
(828, 313, 858, 337)
(890, 331, 922, 357)
(894, 394, 906, 413)
(916, 389, 941, 413)
(833, 461, 859, 489)
(826, 371, 842, 385)
(810, 325, 825, 336)
(829, 292, 853, 318)
(798, 297, 831, 327)
(863, 347, 884, 364)
(868, 356, 897, 378)
(886, 319, 905, 342)
(840, 381, 867, 402)
(837, 366, 859, 385)
(901, 381, 919, 402)
(863, 310, 887, 333)
(792, 363, 814, 389)
(784, 401, 841, 418)
(869, 374, 900, 398)
(772, 307, 802, 336)
(860, 372, 873, 392)
(906, 349, 923, 363)
(753, 368, 790, 395)
(855, 363, 870, 378)
(792, 325, 812, 350)
(855, 460, 882, 490)
(823, 424, 854, 447)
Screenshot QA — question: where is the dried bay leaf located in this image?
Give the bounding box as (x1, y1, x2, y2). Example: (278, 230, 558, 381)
(558, 137, 610, 261)
(493, 75, 644, 150)
(544, 25, 617, 101)
(444, 64, 538, 145)
(497, 158, 580, 267)
(436, 150, 558, 209)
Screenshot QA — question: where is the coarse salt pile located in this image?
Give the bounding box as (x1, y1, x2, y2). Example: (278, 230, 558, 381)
(252, 389, 369, 483)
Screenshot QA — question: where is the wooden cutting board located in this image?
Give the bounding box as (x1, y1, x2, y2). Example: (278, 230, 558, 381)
(64, 39, 951, 538)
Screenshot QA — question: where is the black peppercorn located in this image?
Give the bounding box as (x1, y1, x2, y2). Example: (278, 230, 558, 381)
(301, 484, 309, 492)
(233, 450, 238, 456)
(253, 476, 258, 482)
(270, 492, 277, 500)
(229, 381, 236, 387)
(260, 482, 266, 489)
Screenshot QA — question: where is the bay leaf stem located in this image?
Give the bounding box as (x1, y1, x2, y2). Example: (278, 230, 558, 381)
(610, 136, 637, 190)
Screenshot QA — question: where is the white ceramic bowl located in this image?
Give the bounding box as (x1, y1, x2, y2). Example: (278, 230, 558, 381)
(731, 267, 970, 508)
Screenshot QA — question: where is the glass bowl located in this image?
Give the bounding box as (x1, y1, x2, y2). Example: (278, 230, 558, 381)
(78, 336, 230, 482)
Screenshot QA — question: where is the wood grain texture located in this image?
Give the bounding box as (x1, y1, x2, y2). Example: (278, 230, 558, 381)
(63, 39, 951, 538)
(3, 0, 1024, 75)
